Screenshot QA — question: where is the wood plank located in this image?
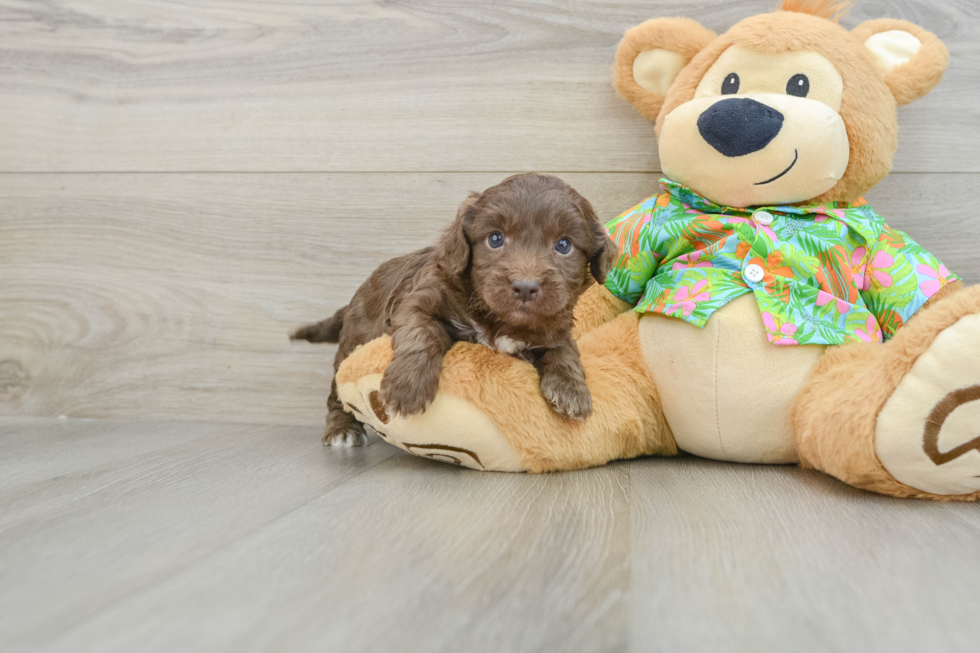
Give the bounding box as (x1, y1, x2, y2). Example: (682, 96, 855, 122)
(629, 457, 980, 652)
(0, 417, 398, 650)
(1, 417, 630, 653)
(1, 172, 977, 425)
(1, 0, 976, 173)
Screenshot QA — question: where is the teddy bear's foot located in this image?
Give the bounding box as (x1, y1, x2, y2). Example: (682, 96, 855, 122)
(334, 311, 675, 472)
(794, 285, 980, 500)
(876, 311, 980, 496)
(333, 338, 528, 471)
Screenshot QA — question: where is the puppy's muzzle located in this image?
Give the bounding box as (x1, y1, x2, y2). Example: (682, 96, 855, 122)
(511, 279, 540, 302)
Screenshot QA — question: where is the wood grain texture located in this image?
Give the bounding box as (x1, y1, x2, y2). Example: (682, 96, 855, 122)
(0, 417, 630, 653)
(2, 416, 977, 652)
(2, 171, 977, 425)
(629, 457, 980, 653)
(0, 417, 399, 650)
(1, 0, 977, 173)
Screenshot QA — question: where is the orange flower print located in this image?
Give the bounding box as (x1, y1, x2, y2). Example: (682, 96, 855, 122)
(748, 252, 794, 289)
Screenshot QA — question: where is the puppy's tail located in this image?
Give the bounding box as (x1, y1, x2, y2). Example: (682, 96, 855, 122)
(291, 306, 347, 344)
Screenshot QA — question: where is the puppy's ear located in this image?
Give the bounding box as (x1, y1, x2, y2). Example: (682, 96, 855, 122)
(587, 220, 619, 285)
(434, 191, 480, 278)
(852, 19, 949, 106)
(573, 194, 619, 285)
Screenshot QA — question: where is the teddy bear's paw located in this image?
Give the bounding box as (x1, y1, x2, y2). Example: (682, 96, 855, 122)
(876, 313, 980, 497)
(334, 372, 528, 472)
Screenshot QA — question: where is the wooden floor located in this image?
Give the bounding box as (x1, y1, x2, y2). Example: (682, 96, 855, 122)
(0, 416, 977, 653)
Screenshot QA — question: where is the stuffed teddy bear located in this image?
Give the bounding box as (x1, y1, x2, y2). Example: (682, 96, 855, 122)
(334, 0, 980, 501)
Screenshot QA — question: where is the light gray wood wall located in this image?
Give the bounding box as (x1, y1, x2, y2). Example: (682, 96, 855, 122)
(2, 0, 978, 426)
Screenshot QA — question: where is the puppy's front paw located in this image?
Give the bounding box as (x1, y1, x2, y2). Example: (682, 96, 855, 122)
(323, 429, 371, 447)
(323, 417, 370, 447)
(380, 365, 439, 417)
(541, 374, 593, 421)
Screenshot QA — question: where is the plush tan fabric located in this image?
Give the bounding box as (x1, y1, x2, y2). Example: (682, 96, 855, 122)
(876, 313, 980, 495)
(851, 19, 950, 107)
(617, 10, 948, 206)
(640, 295, 824, 463)
(337, 311, 676, 473)
(613, 18, 717, 123)
(571, 283, 633, 340)
(337, 370, 526, 472)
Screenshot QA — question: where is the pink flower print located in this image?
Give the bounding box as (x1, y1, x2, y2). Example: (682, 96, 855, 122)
(758, 224, 779, 242)
(868, 251, 894, 288)
(665, 279, 710, 317)
(918, 263, 951, 298)
(854, 315, 883, 342)
(816, 290, 850, 314)
(672, 250, 714, 271)
(850, 246, 868, 290)
(850, 246, 866, 267)
(762, 312, 799, 345)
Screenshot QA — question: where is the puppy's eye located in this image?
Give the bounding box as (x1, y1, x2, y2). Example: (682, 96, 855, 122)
(721, 73, 739, 95)
(787, 74, 809, 97)
(487, 232, 504, 249)
(555, 238, 572, 255)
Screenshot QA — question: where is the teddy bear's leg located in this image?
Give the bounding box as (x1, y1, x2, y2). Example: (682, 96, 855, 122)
(335, 310, 675, 472)
(793, 285, 980, 500)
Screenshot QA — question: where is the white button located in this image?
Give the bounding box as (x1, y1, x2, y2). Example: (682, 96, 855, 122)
(754, 211, 774, 226)
(744, 264, 765, 283)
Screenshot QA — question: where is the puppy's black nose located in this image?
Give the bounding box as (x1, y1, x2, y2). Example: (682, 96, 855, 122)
(697, 98, 784, 157)
(511, 279, 540, 302)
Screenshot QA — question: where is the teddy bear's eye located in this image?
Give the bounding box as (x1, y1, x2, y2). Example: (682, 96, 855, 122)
(787, 74, 810, 97)
(721, 73, 740, 95)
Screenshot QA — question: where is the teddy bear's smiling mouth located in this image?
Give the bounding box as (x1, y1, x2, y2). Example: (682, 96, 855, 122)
(754, 149, 799, 185)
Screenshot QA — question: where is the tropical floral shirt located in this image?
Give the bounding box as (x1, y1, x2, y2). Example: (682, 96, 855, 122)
(604, 179, 959, 346)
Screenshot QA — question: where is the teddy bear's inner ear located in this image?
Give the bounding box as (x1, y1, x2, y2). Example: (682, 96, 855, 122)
(852, 19, 949, 106)
(614, 18, 717, 123)
(632, 49, 687, 96)
(864, 30, 922, 74)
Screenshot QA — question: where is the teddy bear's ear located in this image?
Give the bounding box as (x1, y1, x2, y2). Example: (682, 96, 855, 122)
(852, 19, 949, 106)
(614, 18, 717, 122)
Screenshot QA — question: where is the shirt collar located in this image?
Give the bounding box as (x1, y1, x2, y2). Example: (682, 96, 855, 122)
(659, 178, 856, 217)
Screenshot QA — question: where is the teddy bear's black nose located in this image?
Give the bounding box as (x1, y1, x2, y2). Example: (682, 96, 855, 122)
(697, 98, 784, 157)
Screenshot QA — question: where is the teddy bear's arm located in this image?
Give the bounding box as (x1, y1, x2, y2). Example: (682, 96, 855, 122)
(571, 284, 634, 339)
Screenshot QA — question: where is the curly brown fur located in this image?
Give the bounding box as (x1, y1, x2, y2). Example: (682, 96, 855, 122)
(293, 173, 617, 445)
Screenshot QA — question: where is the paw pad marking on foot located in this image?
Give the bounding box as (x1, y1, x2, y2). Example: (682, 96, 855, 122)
(336, 372, 526, 472)
(369, 391, 390, 424)
(924, 385, 980, 465)
(877, 313, 980, 496)
(403, 443, 485, 469)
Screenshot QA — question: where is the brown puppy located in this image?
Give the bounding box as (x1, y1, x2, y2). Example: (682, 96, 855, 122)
(292, 173, 618, 446)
